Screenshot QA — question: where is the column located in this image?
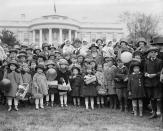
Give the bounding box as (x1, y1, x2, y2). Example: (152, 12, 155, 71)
(39, 29, 42, 48)
(49, 28, 52, 45)
(68, 29, 71, 41)
(75, 31, 77, 39)
(59, 28, 63, 44)
(32, 30, 35, 44)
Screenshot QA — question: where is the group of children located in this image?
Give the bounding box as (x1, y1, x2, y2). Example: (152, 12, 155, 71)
(0, 38, 162, 123)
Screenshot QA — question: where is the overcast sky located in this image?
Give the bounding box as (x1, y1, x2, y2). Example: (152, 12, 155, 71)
(0, 0, 162, 22)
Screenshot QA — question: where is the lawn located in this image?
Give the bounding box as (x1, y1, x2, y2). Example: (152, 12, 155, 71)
(0, 104, 162, 131)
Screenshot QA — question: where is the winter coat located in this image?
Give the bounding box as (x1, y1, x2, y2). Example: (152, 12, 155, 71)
(70, 75, 84, 97)
(128, 72, 145, 99)
(3, 71, 23, 97)
(114, 66, 128, 89)
(56, 70, 71, 92)
(104, 65, 117, 95)
(32, 73, 48, 97)
(95, 71, 107, 95)
(144, 58, 163, 87)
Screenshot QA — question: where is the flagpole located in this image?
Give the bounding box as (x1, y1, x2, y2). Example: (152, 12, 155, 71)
(53, 0, 56, 14)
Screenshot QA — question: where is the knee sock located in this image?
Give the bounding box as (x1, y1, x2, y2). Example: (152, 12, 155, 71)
(60, 95, 63, 106)
(139, 99, 143, 116)
(7, 98, 12, 106)
(85, 97, 89, 109)
(151, 99, 157, 113)
(46, 95, 49, 102)
(51, 94, 54, 102)
(97, 97, 100, 105)
(90, 97, 94, 109)
(40, 97, 44, 108)
(77, 97, 80, 106)
(101, 97, 104, 105)
(73, 97, 77, 106)
(113, 95, 117, 109)
(35, 99, 39, 108)
(63, 94, 67, 105)
(132, 100, 137, 116)
(14, 98, 18, 107)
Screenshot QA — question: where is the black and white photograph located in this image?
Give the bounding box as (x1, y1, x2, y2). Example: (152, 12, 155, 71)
(0, 0, 163, 130)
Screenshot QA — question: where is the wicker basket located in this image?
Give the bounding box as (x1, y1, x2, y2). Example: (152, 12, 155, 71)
(47, 80, 58, 88)
(58, 83, 71, 91)
(16, 83, 29, 100)
(84, 76, 96, 84)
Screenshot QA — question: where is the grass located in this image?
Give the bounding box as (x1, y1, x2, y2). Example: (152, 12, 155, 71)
(0, 104, 162, 131)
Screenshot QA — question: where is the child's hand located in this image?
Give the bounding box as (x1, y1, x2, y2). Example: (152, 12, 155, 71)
(69, 76, 72, 79)
(114, 78, 120, 81)
(124, 77, 128, 82)
(145, 73, 149, 77)
(73, 76, 76, 79)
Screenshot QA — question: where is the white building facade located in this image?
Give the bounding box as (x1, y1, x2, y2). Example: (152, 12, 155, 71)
(0, 14, 124, 47)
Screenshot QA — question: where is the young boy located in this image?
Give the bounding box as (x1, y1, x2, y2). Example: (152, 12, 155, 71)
(144, 47, 163, 119)
(115, 59, 128, 112)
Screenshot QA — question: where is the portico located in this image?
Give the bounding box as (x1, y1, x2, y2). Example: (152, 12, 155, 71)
(32, 28, 77, 47)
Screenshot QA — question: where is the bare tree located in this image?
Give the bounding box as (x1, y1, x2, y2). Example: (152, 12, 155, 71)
(120, 12, 160, 44)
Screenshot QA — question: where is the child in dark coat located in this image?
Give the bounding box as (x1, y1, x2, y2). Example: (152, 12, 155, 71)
(128, 62, 145, 117)
(144, 47, 163, 119)
(57, 59, 71, 107)
(70, 66, 83, 106)
(115, 59, 128, 112)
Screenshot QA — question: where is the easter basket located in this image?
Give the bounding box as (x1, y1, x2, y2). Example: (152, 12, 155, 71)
(84, 76, 97, 85)
(16, 83, 29, 100)
(58, 82, 71, 91)
(97, 88, 107, 95)
(47, 80, 58, 88)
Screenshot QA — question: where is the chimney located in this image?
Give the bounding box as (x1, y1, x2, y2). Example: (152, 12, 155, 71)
(20, 14, 26, 20)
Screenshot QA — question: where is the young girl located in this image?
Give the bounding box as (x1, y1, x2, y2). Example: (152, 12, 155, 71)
(128, 62, 145, 117)
(69, 66, 83, 106)
(104, 57, 117, 109)
(57, 59, 71, 107)
(21, 63, 32, 100)
(69, 54, 79, 70)
(95, 64, 106, 108)
(3, 60, 23, 111)
(45, 60, 58, 107)
(32, 64, 48, 110)
(30, 60, 37, 78)
(82, 67, 97, 110)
